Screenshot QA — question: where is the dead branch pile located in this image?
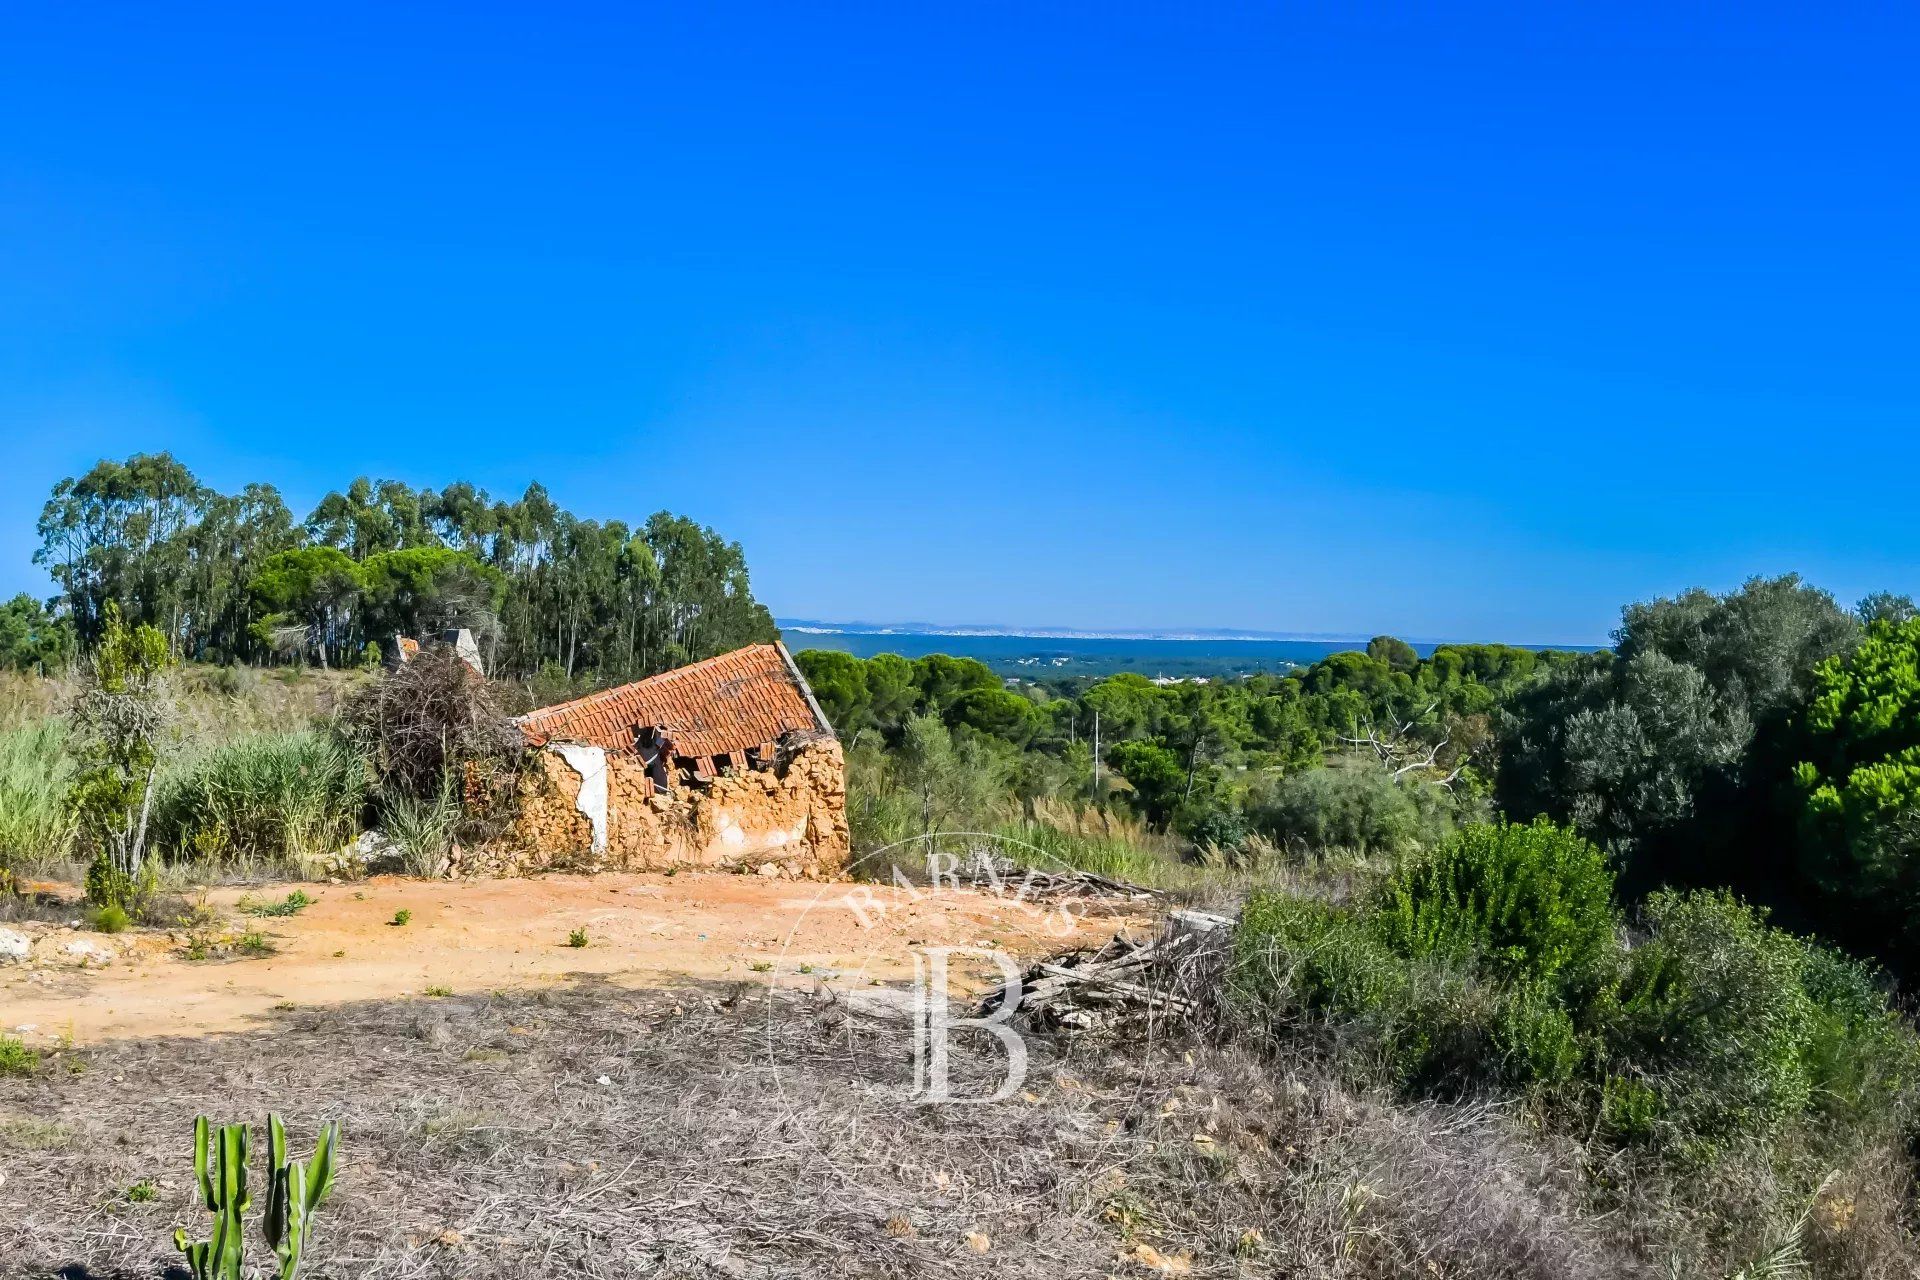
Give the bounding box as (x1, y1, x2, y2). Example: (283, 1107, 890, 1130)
(960, 853, 1161, 902)
(983, 908, 1234, 1033)
(339, 645, 525, 804)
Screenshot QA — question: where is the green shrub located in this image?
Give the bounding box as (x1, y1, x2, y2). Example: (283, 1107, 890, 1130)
(1233, 820, 1918, 1174)
(1236, 894, 1529, 1094)
(1250, 763, 1448, 859)
(149, 731, 368, 871)
(68, 605, 172, 908)
(1234, 893, 1410, 1021)
(89, 904, 131, 933)
(1174, 801, 1247, 852)
(0, 1035, 39, 1077)
(1598, 1074, 1662, 1141)
(1599, 890, 1815, 1142)
(234, 929, 274, 956)
(567, 927, 588, 948)
(1492, 978, 1583, 1088)
(1379, 818, 1618, 991)
(1796, 943, 1920, 1133)
(390, 909, 411, 927)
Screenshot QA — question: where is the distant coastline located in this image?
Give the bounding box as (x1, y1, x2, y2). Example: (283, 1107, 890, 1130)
(775, 619, 1593, 681)
(777, 618, 1589, 649)
(780, 618, 1410, 645)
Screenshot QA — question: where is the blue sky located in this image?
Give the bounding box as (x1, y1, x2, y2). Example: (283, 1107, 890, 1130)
(2, 4, 1915, 645)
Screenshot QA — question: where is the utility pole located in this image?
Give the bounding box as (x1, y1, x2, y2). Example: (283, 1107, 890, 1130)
(1090, 708, 1101, 806)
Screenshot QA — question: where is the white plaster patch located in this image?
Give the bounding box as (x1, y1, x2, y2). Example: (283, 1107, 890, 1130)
(551, 744, 609, 853)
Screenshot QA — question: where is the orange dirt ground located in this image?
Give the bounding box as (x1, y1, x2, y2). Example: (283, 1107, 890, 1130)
(1, 872, 1142, 1046)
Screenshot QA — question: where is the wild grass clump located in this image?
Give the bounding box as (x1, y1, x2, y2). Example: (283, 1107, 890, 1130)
(167, 663, 365, 744)
(0, 670, 68, 731)
(0, 720, 79, 881)
(381, 783, 461, 878)
(993, 820, 1185, 886)
(148, 730, 368, 875)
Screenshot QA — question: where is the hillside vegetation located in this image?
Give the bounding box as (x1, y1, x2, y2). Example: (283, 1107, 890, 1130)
(5, 457, 1920, 1275)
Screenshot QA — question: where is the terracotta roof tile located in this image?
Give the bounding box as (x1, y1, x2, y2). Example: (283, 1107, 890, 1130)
(517, 643, 831, 758)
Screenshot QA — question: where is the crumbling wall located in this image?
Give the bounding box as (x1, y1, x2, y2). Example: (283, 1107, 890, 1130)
(500, 736, 849, 877)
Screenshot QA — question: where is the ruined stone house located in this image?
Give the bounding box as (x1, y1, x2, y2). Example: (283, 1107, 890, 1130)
(507, 643, 849, 876)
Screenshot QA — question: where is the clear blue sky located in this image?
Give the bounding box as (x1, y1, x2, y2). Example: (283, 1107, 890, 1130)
(2, 4, 1915, 646)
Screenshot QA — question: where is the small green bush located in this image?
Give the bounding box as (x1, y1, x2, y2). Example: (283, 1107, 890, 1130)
(89, 904, 131, 934)
(234, 930, 274, 956)
(1797, 944, 1920, 1132)
(1599, 890, 1816, 1142)
(0, 1035, 39, 1077)
(1379, 818, 1618, 990)
(1232, 820, 1920, 1165)
(1598, 1074, 1662, 1141)
(1491, 978, 1582, 1088)
(1235, 892, 1407, 1021)
(390, 909, 411, 927)
(567, 927, 589, 948)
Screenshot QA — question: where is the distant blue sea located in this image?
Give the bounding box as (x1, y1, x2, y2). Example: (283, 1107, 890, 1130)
(781, 629, 1430, 679)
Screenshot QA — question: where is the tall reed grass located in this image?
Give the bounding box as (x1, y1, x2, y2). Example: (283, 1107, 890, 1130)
(0, 721, 78, 880)
(991, 819, 1188, 886)
(149, 730, 369, 876)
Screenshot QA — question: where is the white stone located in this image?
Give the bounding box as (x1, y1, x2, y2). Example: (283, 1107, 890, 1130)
(64, 938, 112, 961)
(0, 928, 28, 963)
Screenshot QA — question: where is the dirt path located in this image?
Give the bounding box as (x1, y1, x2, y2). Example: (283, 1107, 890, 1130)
(1, 872, 1137, 1045)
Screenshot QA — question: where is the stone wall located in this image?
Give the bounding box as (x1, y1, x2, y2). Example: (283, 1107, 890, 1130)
(487, 735, 849, 878)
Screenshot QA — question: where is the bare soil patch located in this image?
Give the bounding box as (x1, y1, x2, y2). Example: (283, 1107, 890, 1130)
(1, 871, 1129, 1046)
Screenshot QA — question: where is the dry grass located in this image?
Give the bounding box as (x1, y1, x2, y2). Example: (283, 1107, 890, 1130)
(0, 664, 364, 744)
(0, 975, 1676, 1280)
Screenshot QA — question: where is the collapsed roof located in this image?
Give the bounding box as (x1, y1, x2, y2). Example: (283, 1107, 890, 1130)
(516, 643, 834, 770)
